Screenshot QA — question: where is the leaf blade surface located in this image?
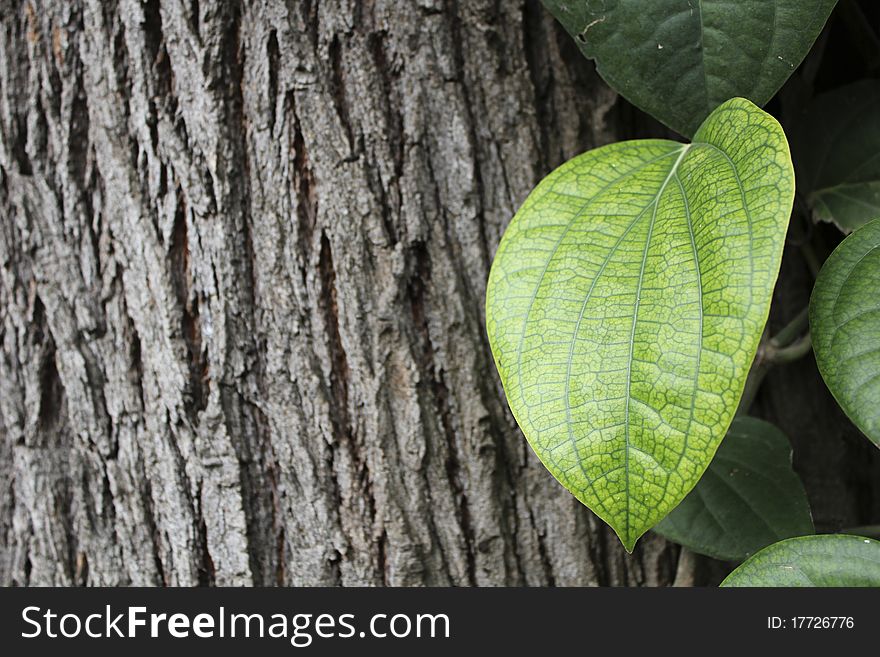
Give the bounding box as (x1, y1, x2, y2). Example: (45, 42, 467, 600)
(486, 98, 794, 549)
(655, 417, 813, 561)
(542, 0, 838, 136)
(721, 535, 880, 587)
(790, 80, 880, 232)
(810, 217, 880, 446)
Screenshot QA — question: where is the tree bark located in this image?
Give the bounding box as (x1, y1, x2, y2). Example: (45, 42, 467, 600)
(0, 0, 875, 587)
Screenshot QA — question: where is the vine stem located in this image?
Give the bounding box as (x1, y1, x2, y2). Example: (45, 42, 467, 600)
(771, 332, 812, 363)
(770, 307, 809, 348)
(737, 313, 813, 415)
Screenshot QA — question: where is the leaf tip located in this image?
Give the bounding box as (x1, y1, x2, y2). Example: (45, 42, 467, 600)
(615, 527, 640, 554)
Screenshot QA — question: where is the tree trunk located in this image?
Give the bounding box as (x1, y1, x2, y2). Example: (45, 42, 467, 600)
(0, 0, 874, 587)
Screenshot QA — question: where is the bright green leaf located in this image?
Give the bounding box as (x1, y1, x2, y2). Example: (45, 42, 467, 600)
(810, 217, 880, 447)
(542, 0, 838, 137)
(655, 417, 813, 561)
(486, 98, 793, 551)
(721, 535, 880, 586)
(790, 81, 880, 233)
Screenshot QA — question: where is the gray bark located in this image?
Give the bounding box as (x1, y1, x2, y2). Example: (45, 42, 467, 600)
(0, 0, 874, 587)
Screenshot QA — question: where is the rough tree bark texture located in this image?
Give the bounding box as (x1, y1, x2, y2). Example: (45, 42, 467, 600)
(0, 0, 875, 587)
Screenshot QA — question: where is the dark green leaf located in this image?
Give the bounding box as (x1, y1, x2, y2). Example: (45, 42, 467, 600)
(790, 80, 880, 233)
(810, 217, 880, 446)
(543, 0, 838, 137)
(655, 417, 813, 561)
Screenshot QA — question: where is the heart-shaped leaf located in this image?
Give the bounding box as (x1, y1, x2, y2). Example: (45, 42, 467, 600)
(790, 80, 880, 233)
(655, 417, 813, 561)
(543, 0, 838, 137)
(810, 217, 880, 446)
(721, 535, 880, 586)
(486, 98, 793, 550)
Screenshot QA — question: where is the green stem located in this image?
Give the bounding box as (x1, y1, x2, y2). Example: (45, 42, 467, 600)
(771, 332, 812, 363)
(770, 307, 810, 348)
(737, 331, 813, 415)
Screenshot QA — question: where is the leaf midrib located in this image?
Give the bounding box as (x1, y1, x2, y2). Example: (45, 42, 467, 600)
(621, 145, 692, 544)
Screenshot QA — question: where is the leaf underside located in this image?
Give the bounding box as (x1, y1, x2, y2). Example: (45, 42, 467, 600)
(654, 417, 813, 562)
(721, 535, 880, 587)
(810, 218, 880, 447)
(542, 0, 838, 137)
(790, 80, 880, 233)
(486, 98, 794, 551)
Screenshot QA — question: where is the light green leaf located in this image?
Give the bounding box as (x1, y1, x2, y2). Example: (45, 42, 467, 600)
(542, 0, 838, 137)
(655, 417, 813, 561)
(486, 98, 793, 551)
(810, 217, 880, 447)
(721, 535, 880, 586)
(790, 81, 880, 233)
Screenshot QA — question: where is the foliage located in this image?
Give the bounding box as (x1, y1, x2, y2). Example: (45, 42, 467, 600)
(721, 535, 880, 586)
(654, 417, 813, 561)
(790, 81, 880, 232)
(488, 0, 880, 582)
(811, 217, 880, 446)
(541, 0, 837, 137)
(486, 99, 793, 550)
